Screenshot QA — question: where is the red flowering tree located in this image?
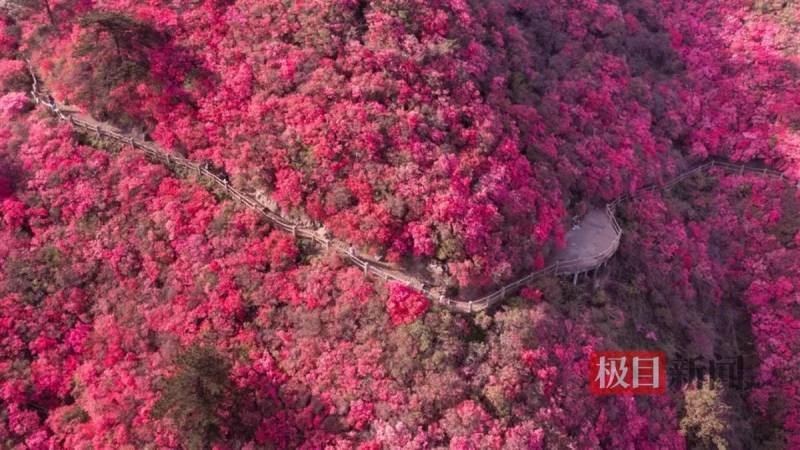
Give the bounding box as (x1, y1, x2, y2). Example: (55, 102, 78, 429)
(3, 0, 800, 447)
(386, 282, 430, 326)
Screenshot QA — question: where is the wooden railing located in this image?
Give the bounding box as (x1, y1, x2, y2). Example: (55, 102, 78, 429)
(26, 65, 796, 313)
(450, 161, 791, 313)
(444, 203, 623, 313)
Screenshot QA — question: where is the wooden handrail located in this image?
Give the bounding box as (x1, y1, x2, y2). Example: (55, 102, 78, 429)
(25, 63, 797, 313)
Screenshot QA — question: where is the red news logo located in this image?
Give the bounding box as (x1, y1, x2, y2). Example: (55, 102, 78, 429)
(589, 351, 666, 395)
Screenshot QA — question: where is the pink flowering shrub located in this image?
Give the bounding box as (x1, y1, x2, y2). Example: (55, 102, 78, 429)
(1, 0, 800, 447)
(0, 92, 29, 118)
(386, 282, 430, 325)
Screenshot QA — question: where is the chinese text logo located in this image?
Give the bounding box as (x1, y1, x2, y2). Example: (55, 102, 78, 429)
(589, 351, 666, 395)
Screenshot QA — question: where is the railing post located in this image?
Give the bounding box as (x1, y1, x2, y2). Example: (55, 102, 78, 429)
(468, 301, 473, 313)
(501, 286, 506, 299)
(364, 262, 369, 275)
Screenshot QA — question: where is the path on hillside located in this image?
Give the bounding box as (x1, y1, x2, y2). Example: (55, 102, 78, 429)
(553, 208, 620, 278)
(25, 65, 797, 313)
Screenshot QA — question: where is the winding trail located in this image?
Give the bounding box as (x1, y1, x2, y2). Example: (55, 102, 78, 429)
(553, 208, 620, 277)
(25, 66, 798, 313)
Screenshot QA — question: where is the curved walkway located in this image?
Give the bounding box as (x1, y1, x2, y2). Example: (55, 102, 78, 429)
(553, 207, 620, 277)
(26, 65, 796, 313)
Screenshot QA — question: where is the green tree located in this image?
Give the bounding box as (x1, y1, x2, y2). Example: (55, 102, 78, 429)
(66, 11, 165, 125)
(74, 11, 163, 86)
(680, 379, 733, 449)
(153, 345, 233, 450)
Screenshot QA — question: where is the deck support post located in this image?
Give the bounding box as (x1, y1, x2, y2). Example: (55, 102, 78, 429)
(573, 272, 579, 285)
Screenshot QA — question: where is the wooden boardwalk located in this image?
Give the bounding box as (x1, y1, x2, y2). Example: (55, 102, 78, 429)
(24, 62, 795, 313)
(553, 208, 619, 278)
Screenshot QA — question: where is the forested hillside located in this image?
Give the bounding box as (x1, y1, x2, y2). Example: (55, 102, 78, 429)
(1, 0, 799, 448)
